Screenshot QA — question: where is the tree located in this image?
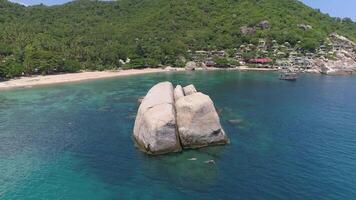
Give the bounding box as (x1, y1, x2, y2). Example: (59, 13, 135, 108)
(0, 0, 355, 78)
(0, 55, 24, 79)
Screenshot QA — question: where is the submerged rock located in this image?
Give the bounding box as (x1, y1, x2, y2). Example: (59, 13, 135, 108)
(133, 82, 181, 155)
(228, 119, 244, 125)
(204, 160, 216, 164)
(175, 92, 229, 149)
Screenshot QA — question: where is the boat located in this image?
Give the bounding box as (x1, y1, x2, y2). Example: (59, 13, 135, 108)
(279, 72, 298, 81)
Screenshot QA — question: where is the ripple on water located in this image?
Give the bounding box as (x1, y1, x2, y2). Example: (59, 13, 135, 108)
(0, 71, 356, 200)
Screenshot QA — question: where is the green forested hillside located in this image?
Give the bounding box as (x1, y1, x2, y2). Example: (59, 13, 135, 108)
(0, 0, 355, 78)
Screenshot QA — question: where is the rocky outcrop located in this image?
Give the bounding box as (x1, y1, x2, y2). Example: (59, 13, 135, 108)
(314, 50, 356, 75)
(176, 92, 229, 149)
(241, 20, 269, 34)
(133, 82, 229, 155)
(330, 33, 356, 47)
(310, 34, 356, 75)
(133, 82, 182, 155)
(183, 84, 197, 96)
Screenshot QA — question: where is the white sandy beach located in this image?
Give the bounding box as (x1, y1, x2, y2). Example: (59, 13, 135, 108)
(0, 68, 185, 90)
(0, 66, 280, 90)
(237, 66, 278, 71)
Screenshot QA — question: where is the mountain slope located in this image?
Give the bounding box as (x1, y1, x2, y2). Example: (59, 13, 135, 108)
(0, 0, 355, 78)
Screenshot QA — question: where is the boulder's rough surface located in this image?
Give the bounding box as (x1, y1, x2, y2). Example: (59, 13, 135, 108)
(174, 85, 184, 101)
(183, 84, 197, 96)
(133, 82, 182, 155)
(175, 92, 229, 149)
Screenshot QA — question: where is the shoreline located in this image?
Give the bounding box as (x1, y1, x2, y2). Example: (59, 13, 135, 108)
(0, 66, 276, 90)
(0, 66, 352, 90)
(0, 68, 185, 90)
(237, 66, 278, 71)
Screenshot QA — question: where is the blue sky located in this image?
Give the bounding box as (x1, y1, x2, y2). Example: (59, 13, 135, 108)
(9, 0, 356, 21)
(11, 0, 70, 6)
(301, 0, 356, 20)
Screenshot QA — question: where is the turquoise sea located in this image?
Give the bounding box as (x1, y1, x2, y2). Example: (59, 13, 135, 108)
(0, 71, 356, 200)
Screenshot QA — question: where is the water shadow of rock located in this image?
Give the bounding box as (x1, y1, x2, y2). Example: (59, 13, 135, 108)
(219, 106, 250, 131)
(138, 146, 225, 189)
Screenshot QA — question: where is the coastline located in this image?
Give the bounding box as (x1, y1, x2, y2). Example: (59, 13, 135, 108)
(0, 68, 185, 90)
(1, 66, 350, 90)
(0, 66, 280, 90)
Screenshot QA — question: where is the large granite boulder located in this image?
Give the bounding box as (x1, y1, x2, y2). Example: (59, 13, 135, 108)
(133, 82, 182, 155)
(133, 82, 229, 155)
(175, 92, 229, 149)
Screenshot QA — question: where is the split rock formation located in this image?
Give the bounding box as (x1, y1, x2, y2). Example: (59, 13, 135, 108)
(133, 82, 229, 155)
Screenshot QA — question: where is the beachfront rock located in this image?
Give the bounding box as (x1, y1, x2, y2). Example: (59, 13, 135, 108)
(174, 85, 184, 101)
(185, 61, 197, 71)
(183, 84, 197, 96)
(133, 82, 182, 155)
(175, 92, 229, 149)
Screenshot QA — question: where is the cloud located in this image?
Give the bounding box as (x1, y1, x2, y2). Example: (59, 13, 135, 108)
(9, 0, 29, 6)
